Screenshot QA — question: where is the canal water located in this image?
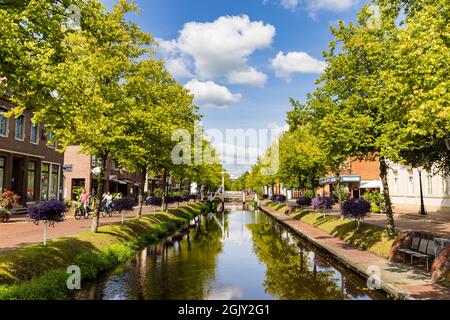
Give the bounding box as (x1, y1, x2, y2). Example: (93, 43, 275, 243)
(77, 207, 386, 300)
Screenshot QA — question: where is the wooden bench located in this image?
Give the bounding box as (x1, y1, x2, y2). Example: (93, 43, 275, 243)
(398, 237, 436, 271)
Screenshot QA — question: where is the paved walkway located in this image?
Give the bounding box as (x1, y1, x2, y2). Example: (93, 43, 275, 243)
(0, 204, 187, 252)
(260, 204, 450, 300)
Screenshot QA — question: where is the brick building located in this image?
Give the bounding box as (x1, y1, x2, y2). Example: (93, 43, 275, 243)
(63, 146, 141, 201)
(0, 98, 64, 206)
(318, 158, 381, 199)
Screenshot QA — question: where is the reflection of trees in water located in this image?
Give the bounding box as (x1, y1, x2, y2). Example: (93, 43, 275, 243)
(248, 224, 345, 300)
(134, 216, 224, 299)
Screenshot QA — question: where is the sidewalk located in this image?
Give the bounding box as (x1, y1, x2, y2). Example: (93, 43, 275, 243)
(259, 204, 450, 300)
(0, 204, 182, 253)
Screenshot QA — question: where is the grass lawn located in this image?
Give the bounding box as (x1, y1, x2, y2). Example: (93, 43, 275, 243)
(291, 210, 397, 259)
(266, 201, 288, 213)
(0, 203, 206, 291)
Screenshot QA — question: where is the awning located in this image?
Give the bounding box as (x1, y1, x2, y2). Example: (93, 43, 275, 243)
(319, 175, 361, 186)
(111, 179, 127, 185)
(360, 180, 381, 189)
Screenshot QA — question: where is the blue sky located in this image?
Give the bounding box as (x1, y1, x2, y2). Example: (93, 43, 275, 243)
(103, 0, 369, 176)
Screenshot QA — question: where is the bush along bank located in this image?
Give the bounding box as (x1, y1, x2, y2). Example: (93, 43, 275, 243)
(0, 203, 208, 300)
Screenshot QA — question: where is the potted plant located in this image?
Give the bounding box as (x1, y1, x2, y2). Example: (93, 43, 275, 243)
(0, 190, 20, 223)
(29, 200, 66, 245)
(342, 198, 371, 228)
(112, 197, 136, 224)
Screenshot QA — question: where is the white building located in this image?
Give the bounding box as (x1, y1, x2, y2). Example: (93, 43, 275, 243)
(387, 163, 450, 213)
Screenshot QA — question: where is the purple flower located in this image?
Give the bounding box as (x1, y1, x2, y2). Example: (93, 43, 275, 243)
(342, 199, 371, 219)
(311, 197, 334, 211)
(296, 197, 312, 207)
(29, 200, 66, 222)
(112, 197, 135, 212)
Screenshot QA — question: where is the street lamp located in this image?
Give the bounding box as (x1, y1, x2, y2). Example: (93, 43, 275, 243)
(417, 168, 427, 216)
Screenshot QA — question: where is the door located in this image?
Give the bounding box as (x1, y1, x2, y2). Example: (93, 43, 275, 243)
(11, 158, 25, 204)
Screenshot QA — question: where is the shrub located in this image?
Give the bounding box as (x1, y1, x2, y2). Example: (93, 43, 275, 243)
(112, 197, 135, 212)
(296, 197, 312, 207)
(304, 190, 314, 200)
(363, 191, 385, 213)
(261, 194, 269, 200)
(29, 200, 66, 223)
(342, 199, 371, 228)
(275, 195, 286, 203)
(189, 194, 198, 201)
(333, 185, 350, 202)
(147, 196, 162, 206)
(311, 197, 334, 211)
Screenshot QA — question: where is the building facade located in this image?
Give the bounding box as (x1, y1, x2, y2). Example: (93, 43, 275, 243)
(387, 163, 450, 213)
(318, 159, 381, 199)
(63, 146, 141, 201)
(0, 99, 64, 205)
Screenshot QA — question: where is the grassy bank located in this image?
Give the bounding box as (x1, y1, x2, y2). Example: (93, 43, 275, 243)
(290, 210, 397, 259)
(0, 203, 207, 300)
(266, 201, 288, 213)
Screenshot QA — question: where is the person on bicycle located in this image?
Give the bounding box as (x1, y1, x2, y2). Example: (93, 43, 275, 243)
(104, 192, 113, 211)
(80, 189, 90, 212)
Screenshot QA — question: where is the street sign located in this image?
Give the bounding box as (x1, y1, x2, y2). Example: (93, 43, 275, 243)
(63, 164, 73, 172)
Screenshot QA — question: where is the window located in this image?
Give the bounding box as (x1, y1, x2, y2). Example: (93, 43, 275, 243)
(50, 164, 60, 200)
(15, 115, 25, 140)
(41, 163, 50, 201)
(30, 123, 39, 144)
(91, 155, 97, 168)
(112, 160, 118, 170)
(442, 178, 449, 196)
(46, 131, 57, 149)
(427, 175, 433, 196)
(0, 157, 5, 192)
(393, 170, 399, 194)
(0, 107, 8, 137)
(407, 169, 414, 195)
(27, 161, 36, 202)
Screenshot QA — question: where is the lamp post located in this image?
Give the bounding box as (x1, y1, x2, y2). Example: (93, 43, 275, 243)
(418, 168, 427, 216)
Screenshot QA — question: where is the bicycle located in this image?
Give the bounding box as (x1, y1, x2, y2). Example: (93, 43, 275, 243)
(74, 201, 92, 220)
(101, 200, 114, 218)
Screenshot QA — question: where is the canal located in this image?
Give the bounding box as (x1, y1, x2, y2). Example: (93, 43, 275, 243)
(77, 207, 386, 300)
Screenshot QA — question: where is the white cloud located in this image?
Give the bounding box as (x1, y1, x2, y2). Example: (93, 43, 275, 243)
(271, 51, 326, 81)
(280, 0, 300, 11)
(184, 79, 241, 108)
(307, 0, 356, 13)
(165, 58, 193, 78)
(158, 15, 274, 86)
(227, 68, 267, 87)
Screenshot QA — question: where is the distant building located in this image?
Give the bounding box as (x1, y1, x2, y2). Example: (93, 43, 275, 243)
(318, 159, 381, 199)
(0, 98, 64, 206)
(63, 146, 141, 200)
(387, 163, 450, 213)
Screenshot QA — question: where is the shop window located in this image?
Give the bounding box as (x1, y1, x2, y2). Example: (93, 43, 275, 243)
(15, 115, 25, 141)
(41, 163, 50, 201)
(50, 164, 59, 200)
(0, 107, 8, 137)
(0, 157, 5, 192)
(27, 161, 37, 202)
(30, 123, 39, 144)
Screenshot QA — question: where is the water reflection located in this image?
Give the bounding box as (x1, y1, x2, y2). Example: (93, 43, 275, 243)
(77, 209, 385, 300)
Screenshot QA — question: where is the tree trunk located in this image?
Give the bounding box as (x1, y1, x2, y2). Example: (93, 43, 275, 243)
(137, 166, 147, 219)
(91, 152, 108, 233)
(161, 170, 167, 211)
(335, 172, 344, 220)
(380, 157, 396, 236)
